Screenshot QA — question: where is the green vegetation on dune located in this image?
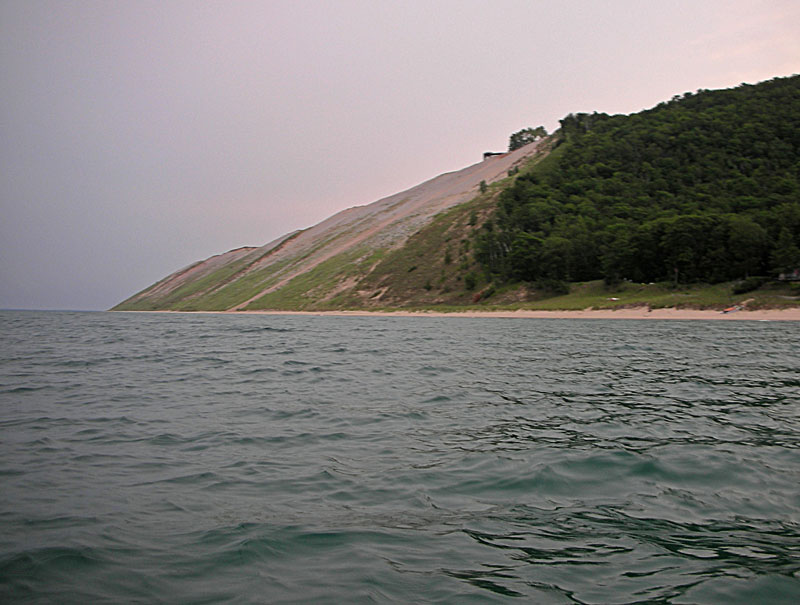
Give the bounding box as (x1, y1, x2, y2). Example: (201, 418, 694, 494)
(354, 280, 799, 314)
(517, 279, 800, 311)
(476, 75, 800, 288)
(348, 77, 800, 312)
(112, 257, 255, 311)
(352, 151, 551, 308)
(245, 247, 386, 310)
(172, 258, 294, 311)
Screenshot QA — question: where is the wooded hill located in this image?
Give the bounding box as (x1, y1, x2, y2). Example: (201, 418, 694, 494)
(114, 75, 800, 312)
(476, 75, 800, 287)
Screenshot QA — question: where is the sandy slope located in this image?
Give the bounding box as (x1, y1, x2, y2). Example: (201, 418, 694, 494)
(227, 142, 544, 309)
(118, 141, 545, 310)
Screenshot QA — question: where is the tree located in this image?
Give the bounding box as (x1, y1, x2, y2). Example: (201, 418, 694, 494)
(464, 272, 477, 291)
(538, 236, 571, 280)
(506, 232, 543, 281)
(660, 215, 716, 283)
(473, 76, 800, 287)
(771, 227, 800, 275)
(508, 126, 548, 151)
(727, 216, 768, 278)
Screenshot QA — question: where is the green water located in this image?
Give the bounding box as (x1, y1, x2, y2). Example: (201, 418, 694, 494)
(1, 311, 798, 603)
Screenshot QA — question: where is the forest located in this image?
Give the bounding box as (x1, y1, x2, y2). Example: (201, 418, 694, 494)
(475, 75, 800, 286)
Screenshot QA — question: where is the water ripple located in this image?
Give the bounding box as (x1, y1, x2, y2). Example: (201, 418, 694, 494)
(1, 311, 798, 603)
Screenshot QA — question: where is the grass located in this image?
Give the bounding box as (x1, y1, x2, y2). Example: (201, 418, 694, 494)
(245, 247, 385, 310)
(173, 258, 294, 311)
(113, 257, 254, 311)
(354, 279, 799, 313)
(349, 149, 557, 309)
(522, 280, 733, 310)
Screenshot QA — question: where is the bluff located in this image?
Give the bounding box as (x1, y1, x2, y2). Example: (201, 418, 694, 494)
(112, 140, 549, 311)
(476, 75, 800, 288)
(114, 75, 800, 312)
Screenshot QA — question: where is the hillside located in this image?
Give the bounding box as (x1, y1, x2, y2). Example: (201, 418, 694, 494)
(114, 75, 800, 313)
(113, 140, 549, 311)
(478, 75, 800, 287)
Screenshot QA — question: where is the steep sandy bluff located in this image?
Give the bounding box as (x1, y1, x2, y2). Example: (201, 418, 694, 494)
(113, 140, 545, 311)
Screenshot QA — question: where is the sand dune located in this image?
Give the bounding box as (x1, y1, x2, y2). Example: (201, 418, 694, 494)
(117, 141, 545, 311)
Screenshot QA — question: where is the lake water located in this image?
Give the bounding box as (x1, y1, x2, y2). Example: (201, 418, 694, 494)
(1, 310, 799, 603)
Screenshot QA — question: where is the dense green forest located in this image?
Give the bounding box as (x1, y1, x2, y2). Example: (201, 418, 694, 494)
(476, 75, 800, 286)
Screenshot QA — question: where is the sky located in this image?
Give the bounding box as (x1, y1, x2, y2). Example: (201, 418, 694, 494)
(1, 1, 798, 310)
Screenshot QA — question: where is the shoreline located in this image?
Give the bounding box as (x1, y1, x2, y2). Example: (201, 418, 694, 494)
(122, 307, 800, 321)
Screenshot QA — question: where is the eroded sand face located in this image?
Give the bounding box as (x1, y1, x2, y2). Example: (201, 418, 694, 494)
(119, 141, 546, 311)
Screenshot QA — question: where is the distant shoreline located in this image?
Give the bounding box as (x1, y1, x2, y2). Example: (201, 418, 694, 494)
(119, 307, 800, 321)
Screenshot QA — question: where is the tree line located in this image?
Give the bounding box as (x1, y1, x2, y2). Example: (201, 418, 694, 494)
(476, 75, 800, 286)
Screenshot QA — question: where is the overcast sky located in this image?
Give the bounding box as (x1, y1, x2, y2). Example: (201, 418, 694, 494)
(2, 0, 798, 310)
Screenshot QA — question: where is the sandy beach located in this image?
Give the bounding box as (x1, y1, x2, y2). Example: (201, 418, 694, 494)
(221, 307, 800, 321)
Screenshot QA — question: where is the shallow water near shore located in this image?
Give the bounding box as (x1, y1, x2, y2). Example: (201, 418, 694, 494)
(1, 310, 799, 603)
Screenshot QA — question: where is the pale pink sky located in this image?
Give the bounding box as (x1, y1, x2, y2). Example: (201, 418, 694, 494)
(1, 0, 798, 309)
